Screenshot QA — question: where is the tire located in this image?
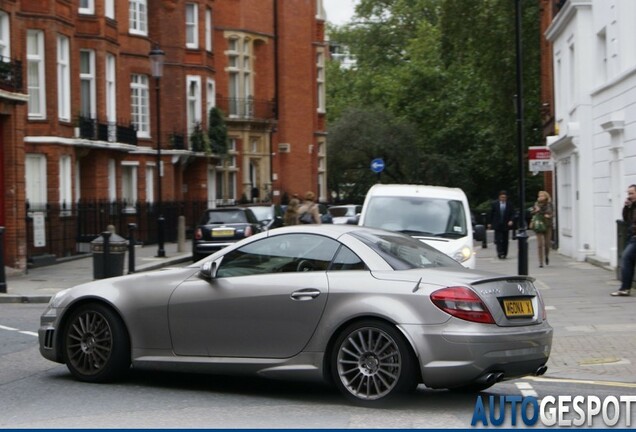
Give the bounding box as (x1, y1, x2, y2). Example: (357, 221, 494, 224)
(63, 303, 131, 383)
(330, 320, 417, 405)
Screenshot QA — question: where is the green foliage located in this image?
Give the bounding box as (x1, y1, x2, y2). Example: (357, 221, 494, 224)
(326, 0, 545, 207)
(190, 122, 211, 153)
(208, 106, 229, 155)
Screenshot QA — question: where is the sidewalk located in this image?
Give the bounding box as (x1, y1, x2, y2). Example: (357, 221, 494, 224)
(1, 233, 634, 384)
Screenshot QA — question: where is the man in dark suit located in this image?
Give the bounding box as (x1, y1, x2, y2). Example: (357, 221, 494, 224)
(488, 190, 515, 259)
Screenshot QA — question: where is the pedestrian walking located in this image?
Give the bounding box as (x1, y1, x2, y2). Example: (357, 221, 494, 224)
(488, 190, 515, 259)
(530, 190, 554, 268)
(298, 191, 321, 224)
(284, 198, 300, 226)
(612, 184, 636, 296)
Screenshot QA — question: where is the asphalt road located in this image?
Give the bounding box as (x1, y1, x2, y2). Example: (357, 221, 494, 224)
(1, 304, 635, 429)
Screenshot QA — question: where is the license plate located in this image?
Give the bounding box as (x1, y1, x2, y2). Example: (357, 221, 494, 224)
(503, 299, 534, 318)
(212, 228, 235, 237)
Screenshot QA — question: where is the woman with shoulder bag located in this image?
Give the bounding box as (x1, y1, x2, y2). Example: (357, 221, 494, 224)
(297, 191, 321, 224)
(530, 190, 553, 268)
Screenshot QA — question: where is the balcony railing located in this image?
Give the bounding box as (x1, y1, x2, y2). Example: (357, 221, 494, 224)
(78, 116, 138, 146)
(0, 57, 23, 93)
(216, 97, 276, 120)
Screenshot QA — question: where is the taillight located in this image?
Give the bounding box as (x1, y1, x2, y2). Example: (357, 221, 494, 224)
(194, 228, 202, 240)
(245, 225, 253, 237)
(431, 286, 495, 324)
(536, 289, 547, 320)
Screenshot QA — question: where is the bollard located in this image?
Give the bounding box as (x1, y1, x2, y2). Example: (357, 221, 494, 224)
(178, 216, 186, 252)
(128, 223, 136, 274)
(102, 231, 112, 277)
(480, 213, 488, 249)
(0, 227, 6, 293)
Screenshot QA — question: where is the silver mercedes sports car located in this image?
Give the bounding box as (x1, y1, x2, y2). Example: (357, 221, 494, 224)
(39, 225, 552, 404)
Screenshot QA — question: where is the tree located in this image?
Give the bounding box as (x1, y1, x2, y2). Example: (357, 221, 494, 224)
(207, 106, 228, 155)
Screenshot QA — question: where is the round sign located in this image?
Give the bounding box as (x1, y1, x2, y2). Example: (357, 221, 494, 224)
(370, 158, 385, 173)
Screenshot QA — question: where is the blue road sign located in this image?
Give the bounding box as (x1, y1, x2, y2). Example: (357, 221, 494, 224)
(370, 158, 385, 173)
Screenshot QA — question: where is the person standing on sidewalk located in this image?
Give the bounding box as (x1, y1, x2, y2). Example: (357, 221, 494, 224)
(531, 190, 554, 268)
(613, 184, 636, 296)
(488, 190, 515, 259)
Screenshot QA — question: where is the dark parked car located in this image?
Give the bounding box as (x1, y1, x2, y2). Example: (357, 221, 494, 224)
(318, 203, 333, 224)
(241, 204, 284, 231)
(192, 207, 261, 261)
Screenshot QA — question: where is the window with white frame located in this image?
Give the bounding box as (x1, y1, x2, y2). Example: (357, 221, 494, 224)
(105, 0, 115, 19)
(130, 74, 150, 137)
(79, 0, 94, 15)
(59, 155, 72, 212)
(205, 8, 213, 52)
(129, 0, 147, 35)
(145, 164, 155, 204)
(226, 36, 253, 117)
(0, 11, 10, 60)
(57, 35, 71, 122)
(25, 154, 47, 206)
(186, 75, 202, 135)
(121, 163, 138, 209)
(206, 78, 216, 113)
(27, 30, 46, 119)
(316, 49, 325, 113)
(186, 3, 198, 49)
(316, 0, 326, 20)
(108, 159, 117, 201)
(80, 50, 96, 118)
(105, 53, 117, 140)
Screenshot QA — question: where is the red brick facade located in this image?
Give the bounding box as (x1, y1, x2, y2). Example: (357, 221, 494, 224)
(0, 0, 328, 270)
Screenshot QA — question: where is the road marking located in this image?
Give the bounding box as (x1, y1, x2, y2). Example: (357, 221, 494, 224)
(526, 376, 636, 389)
(0, 324, 37, 337)
(515, 382, 538, 397)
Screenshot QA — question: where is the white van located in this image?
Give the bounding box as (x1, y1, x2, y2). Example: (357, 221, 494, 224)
(358, 184, 484, 269)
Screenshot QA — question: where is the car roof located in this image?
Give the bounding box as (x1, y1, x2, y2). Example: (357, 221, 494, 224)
(366, 184, 466, 200)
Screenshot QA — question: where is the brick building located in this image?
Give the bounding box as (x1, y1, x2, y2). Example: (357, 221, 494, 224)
(0, 0, 328, 270)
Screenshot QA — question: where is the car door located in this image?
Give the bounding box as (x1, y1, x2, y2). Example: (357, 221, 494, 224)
(168, 233, 340, 358)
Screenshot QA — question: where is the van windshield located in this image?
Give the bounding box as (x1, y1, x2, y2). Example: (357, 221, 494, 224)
(363, 196, 468, 238)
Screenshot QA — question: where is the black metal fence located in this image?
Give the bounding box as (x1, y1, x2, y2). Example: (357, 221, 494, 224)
(25, 200, 210, 261)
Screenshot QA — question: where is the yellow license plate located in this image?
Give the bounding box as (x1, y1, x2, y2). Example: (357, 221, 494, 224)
(503, 299, 534, 318)
(212, 229, 235, 237)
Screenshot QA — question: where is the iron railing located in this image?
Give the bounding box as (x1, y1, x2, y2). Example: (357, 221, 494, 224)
(77, 116, 138, 146)
(0, 57, 23, 93)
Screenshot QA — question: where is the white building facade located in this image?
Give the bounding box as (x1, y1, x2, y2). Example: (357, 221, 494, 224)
(546, 0, 636, 267)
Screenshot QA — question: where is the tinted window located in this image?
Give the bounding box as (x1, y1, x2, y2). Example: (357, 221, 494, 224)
(217, 234, 340, 277)
(363, 196, 467, 238)
(350, 230, 462, 270)
(202, 210, 247, 224)
(247, 206, 273, 221)
(329, 245, 367, 271)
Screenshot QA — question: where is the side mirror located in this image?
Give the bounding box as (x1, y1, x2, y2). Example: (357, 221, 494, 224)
(473, 224, 486, 242)
(199, 260, 217, 280)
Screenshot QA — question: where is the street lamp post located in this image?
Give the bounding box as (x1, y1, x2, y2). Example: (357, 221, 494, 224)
(149, 46, 166, 258)
(515, 0, 528, 275)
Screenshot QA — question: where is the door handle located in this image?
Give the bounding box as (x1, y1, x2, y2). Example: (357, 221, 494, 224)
(290, 289, 321, 300)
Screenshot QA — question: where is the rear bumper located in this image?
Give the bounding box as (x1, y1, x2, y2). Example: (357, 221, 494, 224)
(193, 241, 236, 256)
(400, 321, 553, 389)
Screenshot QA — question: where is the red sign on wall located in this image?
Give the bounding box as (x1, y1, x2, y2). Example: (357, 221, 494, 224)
(528, 146, 552, 172)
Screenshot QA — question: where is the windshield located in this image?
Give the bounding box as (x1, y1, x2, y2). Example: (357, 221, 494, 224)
(246, 206, 272, 221)
(363, 196, 468, 238)
(350, 230, 462, 270)
(202, 210, 247, 224)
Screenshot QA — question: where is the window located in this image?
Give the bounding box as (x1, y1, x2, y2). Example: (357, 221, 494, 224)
(129, 0, 147, 35)
(316, 0, 326, 20)
(79, 0, 94, 15)
(145, 164, 155, 204)
(226, 36, 253, 117)
(186, 3, 198, 49)
(105, 0, 115, 19)
(108, 159, 117, 201)
(121, 163, 138, 209)
(330, 246, 366, 271)
(80, 50, 96, 118)
(27, 30, 46, 119)
(205, 8, 213, 52)
(0, 11, 10, 60)
(216, 234, 340, 277)
(57, 35, 71, 122)
(59, 155, 72, 211)
(74, 160, 81, 203)
(316, 49, 325, 113)
(130, 74, 150, 137)
(186, 75, 202, 135)
(206, 78, 216, 113)
(105, 54, 117, 140)
(25, 154, 47, 206)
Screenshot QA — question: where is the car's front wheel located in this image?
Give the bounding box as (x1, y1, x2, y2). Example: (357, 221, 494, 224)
(331, 320, 417, 404)
(63, 303, 130, 382)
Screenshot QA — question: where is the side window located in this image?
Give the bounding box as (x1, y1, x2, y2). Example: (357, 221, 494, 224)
(216, 234, 340, 277)
(329, 246, 367, 271)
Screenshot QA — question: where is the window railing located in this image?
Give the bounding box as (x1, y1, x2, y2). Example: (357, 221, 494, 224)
(77, 115, 138, 146)
(0, 56, 23, 93)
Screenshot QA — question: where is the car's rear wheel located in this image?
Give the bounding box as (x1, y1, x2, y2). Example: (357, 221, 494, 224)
(63, 303, 130, 383)
(331, 320, 416, 404)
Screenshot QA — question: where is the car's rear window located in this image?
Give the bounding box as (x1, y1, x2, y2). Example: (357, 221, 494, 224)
(247, 206, 272, 221)
(202, 210, 247, 224)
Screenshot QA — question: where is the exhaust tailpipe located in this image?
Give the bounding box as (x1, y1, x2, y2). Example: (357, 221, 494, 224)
(534, 365, 548, 376)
